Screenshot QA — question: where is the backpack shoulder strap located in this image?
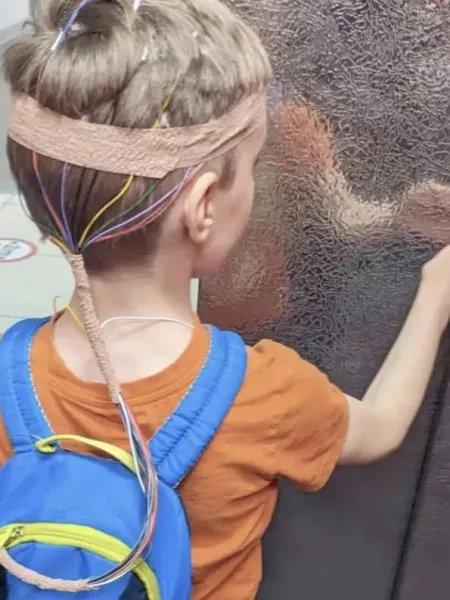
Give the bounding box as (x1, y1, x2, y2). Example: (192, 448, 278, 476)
(0, 318, 53, 454)
(150, 326, 247, 488)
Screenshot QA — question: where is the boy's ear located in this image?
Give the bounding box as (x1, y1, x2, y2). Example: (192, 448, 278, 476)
(182, 171, 219, 244)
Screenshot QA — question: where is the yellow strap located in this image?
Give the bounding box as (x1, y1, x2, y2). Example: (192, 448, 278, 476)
(0, 527, 13, 549)
(35, 435, 136, 474)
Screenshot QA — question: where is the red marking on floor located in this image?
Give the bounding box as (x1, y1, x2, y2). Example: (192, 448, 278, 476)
(0, 238, 38, 263)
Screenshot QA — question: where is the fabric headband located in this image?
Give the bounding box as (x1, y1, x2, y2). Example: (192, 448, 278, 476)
(8, 92, 266, 179)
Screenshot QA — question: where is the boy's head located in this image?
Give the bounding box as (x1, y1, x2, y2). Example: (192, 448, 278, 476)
(5, 0, 270, 278)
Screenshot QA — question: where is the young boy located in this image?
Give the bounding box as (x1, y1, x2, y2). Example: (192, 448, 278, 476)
(1, 0, 450, 599)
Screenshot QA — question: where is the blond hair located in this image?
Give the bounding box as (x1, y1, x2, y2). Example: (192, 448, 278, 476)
(5, 0, 271, 271)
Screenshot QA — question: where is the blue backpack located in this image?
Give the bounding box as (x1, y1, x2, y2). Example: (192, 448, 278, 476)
(0, 318, 247, 599)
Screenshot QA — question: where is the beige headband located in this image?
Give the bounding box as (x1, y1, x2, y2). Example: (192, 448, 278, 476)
(8, 93, 266, 179)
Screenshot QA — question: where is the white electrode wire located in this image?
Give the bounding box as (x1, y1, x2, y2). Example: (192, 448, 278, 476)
(100, 316, 194, 330)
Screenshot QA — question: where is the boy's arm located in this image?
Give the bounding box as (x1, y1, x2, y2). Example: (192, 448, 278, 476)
(339, 246, 450, 465)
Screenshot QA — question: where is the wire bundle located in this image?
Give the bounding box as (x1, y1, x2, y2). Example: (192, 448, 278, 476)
(21, 0, 200, 587)
(34, 160, 202, 255)
(91, 395, 159, 585)
(28, 155, 200, 585)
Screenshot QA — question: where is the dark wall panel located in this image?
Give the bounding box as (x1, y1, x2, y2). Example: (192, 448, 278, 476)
(395, 378, 450, 600)
(199, 1, 450, 598)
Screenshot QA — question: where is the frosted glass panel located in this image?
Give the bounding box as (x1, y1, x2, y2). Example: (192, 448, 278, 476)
(199, 2, 450, 599)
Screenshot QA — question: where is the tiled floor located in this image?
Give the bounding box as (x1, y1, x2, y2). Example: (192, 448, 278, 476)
(0, 193, 74, 332)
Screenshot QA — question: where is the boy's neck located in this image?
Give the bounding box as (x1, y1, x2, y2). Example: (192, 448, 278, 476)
(54, 263, 197, 384)
(72, 261, 195, 326)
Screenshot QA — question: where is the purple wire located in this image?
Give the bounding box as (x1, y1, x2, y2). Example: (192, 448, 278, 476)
(85, 166, 201, 248)
(34, 166, 51, 208)
(53, 0, 95, 52)
(33, 160, 66, 241)
(60, 163, 75, 250)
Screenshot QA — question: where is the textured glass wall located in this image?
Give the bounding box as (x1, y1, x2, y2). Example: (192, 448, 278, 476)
(199, 2, 450, 598)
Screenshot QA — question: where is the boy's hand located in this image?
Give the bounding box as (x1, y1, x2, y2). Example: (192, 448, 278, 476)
(421, 245, 450, 329)
(339, 247, 450, 465)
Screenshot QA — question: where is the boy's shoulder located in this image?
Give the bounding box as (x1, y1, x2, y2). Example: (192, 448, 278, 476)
(243, 335, 335, 399)
(0, 320, 349, 489)
(214, 331, 349, 490)
(225, 329, 347, 439)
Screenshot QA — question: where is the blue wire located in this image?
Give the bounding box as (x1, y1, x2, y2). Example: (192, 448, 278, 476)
(53, 0, 96, 52)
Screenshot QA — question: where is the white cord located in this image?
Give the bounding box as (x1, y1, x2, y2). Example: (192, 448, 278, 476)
(100, 316, 194, 330)
(51, 31, 64, 52)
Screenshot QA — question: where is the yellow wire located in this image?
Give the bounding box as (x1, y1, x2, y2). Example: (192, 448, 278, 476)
(53, 296, 84, 330)
(66, 305, 84, 329)
(49, 236, 69, 254)
(77, 71, 181, 247)
(153, 72, 181, 128)
(78, 174, 135, 248)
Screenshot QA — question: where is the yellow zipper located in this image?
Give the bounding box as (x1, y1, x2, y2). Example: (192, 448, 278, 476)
(0, 523, 160, 600)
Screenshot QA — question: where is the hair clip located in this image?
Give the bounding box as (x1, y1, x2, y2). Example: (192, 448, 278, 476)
(141, 45, 149, 63)
(159, 113, 170, 128)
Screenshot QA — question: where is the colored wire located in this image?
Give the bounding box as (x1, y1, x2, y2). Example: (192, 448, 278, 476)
(78, 69, 181, 249)
(90, 399, 158, 586)
(27, 6, 181, 584)
(86, 179, 169, 244)
(34, 221, 61, 240)
(108, 164, 202, 239)
(29, 135, 200, 589)
(119, 191, 180, 238)
(66, 306, 84, 329)
(52, 0, 96, 52)
(32, 153, 66, 239)
(53, 296, 84, 329)
(118, 401, 148, 493)
(88, 165, 202, 245)
(59, 314, 194, 582)
(116, 407, 157, 561)
(60, 163, 75, 251)
(96, 171, 194, 242)
(18, 192, 61, 240)
(153, 72, 181, 128)
(78, 175, 135, 248)
(84, 182, 159, 248)
(92, 189, 176, 243)
(29, 50, 194, 584)
(49, 236, 69, 255)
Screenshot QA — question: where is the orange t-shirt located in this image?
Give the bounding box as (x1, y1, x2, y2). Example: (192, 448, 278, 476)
(0, 320, 349, 600)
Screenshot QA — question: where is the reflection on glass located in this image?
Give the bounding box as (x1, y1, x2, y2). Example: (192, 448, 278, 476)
(200, 3, 450, 599)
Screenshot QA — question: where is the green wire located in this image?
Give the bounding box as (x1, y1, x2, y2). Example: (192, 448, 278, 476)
(84, 181, 159, 248)
(18, 192, 63, 241)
